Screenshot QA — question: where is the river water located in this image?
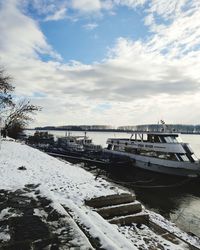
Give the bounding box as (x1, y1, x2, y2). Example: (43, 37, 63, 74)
(26, 130, 200, 237)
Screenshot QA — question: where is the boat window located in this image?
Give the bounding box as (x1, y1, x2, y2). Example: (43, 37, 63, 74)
(138, 151, 179, 161)
(114, 145, 124, 151)
(142, 134, 147, 141)
(154, 135, 160, 143)
(164, 137, 171, 143)
(147, 135, 155, 143)
(158, 136, 165, 143)
(191, 154, 198, 162)
(179, 154, 190, 162)
(171, 137, 178, 143)
(174, 136, 182, 143)
(185, 144, 194, 154)
(164, 136, 177, 143)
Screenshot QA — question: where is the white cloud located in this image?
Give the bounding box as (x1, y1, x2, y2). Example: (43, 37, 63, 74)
(0, 0, 61, 60)
(144, 13, 154, 26)
(22, 0, 69, 22)
(83, 23, 98, 30)
(21, 0, 148, 19)
(1, 0, 200, 126)
(45, 6, 67, 21)
(146, 0, 190, 20)
(71, 0, 101, 13)
(113, 0, 147, 8)
(145, 1, 200, 59)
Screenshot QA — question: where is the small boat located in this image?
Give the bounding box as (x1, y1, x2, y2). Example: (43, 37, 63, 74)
(57, 132, 84, 152)
(56, 132, 102, 153)
(27, 131, 54, 146)
(104, 124, 200, 177)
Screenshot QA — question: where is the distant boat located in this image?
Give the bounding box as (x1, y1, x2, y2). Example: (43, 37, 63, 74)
(104, 124, 200, 177)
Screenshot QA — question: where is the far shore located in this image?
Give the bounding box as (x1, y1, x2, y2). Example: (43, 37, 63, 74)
(26, 128, 200, 135)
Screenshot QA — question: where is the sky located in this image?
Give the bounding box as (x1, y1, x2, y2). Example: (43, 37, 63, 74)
(0, 0, 200, 127)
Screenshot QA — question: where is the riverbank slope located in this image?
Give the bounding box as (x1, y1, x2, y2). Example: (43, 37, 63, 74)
(0, 139, 199, 249)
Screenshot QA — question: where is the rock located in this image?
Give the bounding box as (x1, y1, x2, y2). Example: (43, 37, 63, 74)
(24, 184, 40, 190)
(18, 166, 27, 170)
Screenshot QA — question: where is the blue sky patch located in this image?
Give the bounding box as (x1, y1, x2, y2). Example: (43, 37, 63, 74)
(36, 5, 149, 63)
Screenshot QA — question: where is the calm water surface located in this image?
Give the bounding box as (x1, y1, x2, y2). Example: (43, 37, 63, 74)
(26, 130, 200, 236)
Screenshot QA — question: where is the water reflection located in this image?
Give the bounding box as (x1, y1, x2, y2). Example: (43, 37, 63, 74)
(170, 195, 200, 236)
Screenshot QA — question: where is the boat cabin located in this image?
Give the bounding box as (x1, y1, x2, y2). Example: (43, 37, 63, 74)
(106, 132, 198, 163)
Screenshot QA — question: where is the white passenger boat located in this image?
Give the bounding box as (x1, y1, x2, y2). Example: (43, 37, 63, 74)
(105, 130, 200, 177)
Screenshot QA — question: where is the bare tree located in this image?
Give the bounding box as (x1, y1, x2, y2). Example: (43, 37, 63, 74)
(1, 67, 41, 139)
(5, 100, 41, 127)
(5, 99, 41, 138)
(0, 68, 14, 112)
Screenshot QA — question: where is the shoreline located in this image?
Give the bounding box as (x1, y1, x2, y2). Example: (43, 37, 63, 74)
(27, 128, 200, 135)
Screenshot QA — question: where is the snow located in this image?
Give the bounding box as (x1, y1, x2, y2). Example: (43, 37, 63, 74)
(0, 207, 23, 220)
(118, 224, 190, 250)
(0, 140, 137, 249)
(0, 139, 199, 249)
(0, 208, 11, 220)
(33, 208, 48, 219)
(95, 200, 141, 210)
(66, 199, 135, 250)
(108, 211, 149, 221)
(0, 227, 10, 243)
(0, 140, 121, 204)
(149, 210, 200, 249)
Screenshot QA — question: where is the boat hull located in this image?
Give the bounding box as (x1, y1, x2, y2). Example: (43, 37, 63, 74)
(104, 149, 200, 177)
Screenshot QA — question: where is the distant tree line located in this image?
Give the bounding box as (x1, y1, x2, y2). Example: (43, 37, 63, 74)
(35, 126, 133, 132)
(0, 67, 41, 139)
(35, 124, 200, 134)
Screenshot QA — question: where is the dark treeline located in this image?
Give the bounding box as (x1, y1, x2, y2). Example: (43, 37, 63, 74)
(34, 124, 200, 134)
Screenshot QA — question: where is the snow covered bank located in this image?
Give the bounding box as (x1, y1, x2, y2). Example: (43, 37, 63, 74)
(0, 140, 121, 203)
(0, 140, 137, 249)
(0, 140, 199, 249)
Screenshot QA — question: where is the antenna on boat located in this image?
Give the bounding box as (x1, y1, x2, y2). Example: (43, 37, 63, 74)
(157, 120, 159, 132)
(160, 120, 166, 132)
(160, 120, 173, 133)
(84, 131, 87, 142)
